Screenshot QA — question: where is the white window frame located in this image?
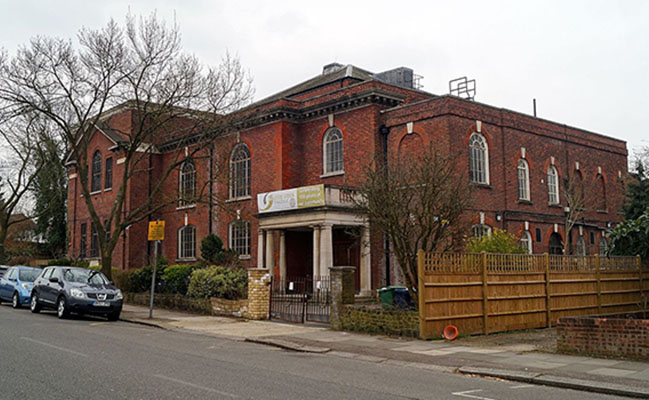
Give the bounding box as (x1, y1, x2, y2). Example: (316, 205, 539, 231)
(472, 224, 492, 239)
(323, 127, 344, 175)
(547, 165, 559, 204)
(517, 159, 530, 201)
(520, 230, 533, 254)
(178, 225, 196, 260)
(469, 133, 489, 184)
(228, 220, 251, 257)
(575, 235, 586, 256)
(178, 159, 196, 207)
(229, 144, 251, 199)
(91, 150, 102, 193)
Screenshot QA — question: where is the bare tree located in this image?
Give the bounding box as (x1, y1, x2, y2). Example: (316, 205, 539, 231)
(0, 13, 254, 278)
(353, 149, 471, 304)
(562, 173, 594, 254)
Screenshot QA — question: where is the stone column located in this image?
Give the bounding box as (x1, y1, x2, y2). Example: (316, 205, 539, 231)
(360, 225, 372, 296)
(257, 229, 265, 268)
(247, 268, 271, 320)
(329, 266, 356, 330)
(312, 225, 321, 277)
(279, 230, 286, 278)
(265, 230, 275, 271)
(320, 223, 333, 277)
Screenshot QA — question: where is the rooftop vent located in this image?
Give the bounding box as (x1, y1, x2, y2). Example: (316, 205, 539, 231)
(374, 67, 423, 89)
(322, 62, 344, 75)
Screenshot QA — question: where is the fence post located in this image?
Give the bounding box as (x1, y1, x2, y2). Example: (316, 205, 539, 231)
(417, 249, 426, 339)
(638, 255, 644, 299)
(595, 254, 602, 315)
(482, 252, 488, 335)
(544, 253, 551, 327)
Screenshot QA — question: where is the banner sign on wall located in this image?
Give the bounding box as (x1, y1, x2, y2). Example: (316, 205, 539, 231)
(257, 184, 326, 213)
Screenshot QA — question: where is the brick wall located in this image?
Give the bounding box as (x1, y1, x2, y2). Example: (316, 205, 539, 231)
(557, 314, 649, 359)
(338, 304, 419, 337)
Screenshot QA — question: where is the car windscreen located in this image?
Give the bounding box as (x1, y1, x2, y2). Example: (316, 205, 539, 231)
(18, 269, 40, 282)
(62, 269, 109, 285)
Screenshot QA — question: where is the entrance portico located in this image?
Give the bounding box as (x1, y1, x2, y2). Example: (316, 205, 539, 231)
(256, 185, 372, 295)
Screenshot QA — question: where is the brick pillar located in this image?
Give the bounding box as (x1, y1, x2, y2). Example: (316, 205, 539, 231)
(247, 268, 271, 320)
(330, 266, 356, 330)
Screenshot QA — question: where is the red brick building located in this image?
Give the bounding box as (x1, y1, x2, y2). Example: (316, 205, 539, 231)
(67, 63, 628, 293)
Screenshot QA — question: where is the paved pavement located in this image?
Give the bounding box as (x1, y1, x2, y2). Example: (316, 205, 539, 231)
(0, 303, 615, 400)
(122, 303, 649, 398)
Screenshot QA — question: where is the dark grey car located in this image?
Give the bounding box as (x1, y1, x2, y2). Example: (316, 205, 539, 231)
(30, 266, 123, 321)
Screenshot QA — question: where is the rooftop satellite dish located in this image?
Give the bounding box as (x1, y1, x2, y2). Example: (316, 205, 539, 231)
(449, 77, 476, 101)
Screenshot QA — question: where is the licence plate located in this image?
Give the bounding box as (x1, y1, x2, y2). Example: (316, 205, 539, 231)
(94, 301, 109, 307)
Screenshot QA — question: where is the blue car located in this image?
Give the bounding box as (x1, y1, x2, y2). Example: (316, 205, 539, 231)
(0, 266, 42, 308)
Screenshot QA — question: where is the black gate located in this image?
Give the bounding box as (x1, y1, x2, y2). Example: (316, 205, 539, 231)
(270, 276, 330, 323)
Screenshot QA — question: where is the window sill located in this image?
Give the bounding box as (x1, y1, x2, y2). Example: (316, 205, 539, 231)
(596, 209, 608, 214)
(176, 258, 197, 263)
(320, 171, 344, 178)
(239, 255, 251, 260)
(104, 188, 112, 192)
(89, 190, 102, 196)
(176, 204, 196, 211)
(226, 196, 252, 203)
(518, 199, 532, 205)
(548, 203, 562, 208)
(470, 182, 492, 189)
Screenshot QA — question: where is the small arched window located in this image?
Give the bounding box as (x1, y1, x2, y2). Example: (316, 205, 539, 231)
(179, 159, 196, 206)
(323, 127, 344, 174)
(596, 174, 606, 211)
(599, 237, 608, 256)
(471, 224, 492, 239)
(547, 165, 559, 204)
(549, 232, 563, 255)
(574, 235, 586, 256)
(520, 230, 533, 254)
(229, 220, 250, 256)
(230, 143, 251, 198)
(517, 159, 530, 201)
(469, 133, 489, 184)
(178, 225, 196, 260)
(91, 151, 102, 192)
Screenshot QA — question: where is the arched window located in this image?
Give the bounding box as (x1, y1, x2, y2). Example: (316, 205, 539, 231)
(179, 159, 196, 206)
(520, 230, 533, 254)
(549, 232, 563, 255)
(596, 174, 606, 211)
(599, 237, 608, 256)
(547, 165, 559, 204)
(574, 235, 586, 256)
(230, 144, 251, 198)
(517, 159, 530, 201)
(469, 133, 489, 184)
(323, 127, 344, 174)
(91, 151, 102, 192)
(178, 225, 196, 260)
(472, 224, 492, 239)
(229, 220, 250, 256)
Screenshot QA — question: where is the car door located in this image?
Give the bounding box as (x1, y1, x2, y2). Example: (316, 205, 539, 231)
(0, 268, 12, 300)
(37, 268, 54, 304)
(47, 268, 65, 303)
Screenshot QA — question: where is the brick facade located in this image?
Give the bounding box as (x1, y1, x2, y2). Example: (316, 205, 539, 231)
(67, 64, 628, 291)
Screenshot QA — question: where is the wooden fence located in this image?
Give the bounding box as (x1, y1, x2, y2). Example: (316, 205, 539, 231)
(417, 250, 649, 339)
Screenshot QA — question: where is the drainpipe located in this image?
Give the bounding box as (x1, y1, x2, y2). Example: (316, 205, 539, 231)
(380, 124, 391, 287)
(208, 144, 214, 234)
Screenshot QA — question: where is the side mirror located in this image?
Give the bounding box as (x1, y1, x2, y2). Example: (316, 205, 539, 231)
(49, 277, 59, 283)
(8, 276, 16, 282)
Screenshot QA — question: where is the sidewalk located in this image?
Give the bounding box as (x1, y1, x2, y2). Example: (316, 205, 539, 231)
(121, 304, 649, 398)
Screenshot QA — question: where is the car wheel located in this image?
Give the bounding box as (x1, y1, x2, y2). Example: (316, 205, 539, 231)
(107, 312, 120, 322)
(12, 292, 20, 309)
(57, 296, 69, 319)
(30, 295, 41, 313)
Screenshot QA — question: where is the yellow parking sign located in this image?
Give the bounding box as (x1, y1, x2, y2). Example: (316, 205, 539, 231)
(148, 221, 165, 241)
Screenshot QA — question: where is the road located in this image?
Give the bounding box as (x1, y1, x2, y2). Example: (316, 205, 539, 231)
(0, 304, 618, 400)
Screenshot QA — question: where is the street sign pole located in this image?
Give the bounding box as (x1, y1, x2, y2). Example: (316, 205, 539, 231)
(149, 239, 158, 319)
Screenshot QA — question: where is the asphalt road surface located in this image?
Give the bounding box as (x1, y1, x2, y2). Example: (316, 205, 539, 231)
(0, 304, 619, 400)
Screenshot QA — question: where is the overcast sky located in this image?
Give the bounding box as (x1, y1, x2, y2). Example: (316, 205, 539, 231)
(1, 0, 648, 160)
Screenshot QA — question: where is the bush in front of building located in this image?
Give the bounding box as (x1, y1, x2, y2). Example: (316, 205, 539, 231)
(187, 266, 247, 300)
(162, 264, 202, 295)
(465, 229, 528, 254)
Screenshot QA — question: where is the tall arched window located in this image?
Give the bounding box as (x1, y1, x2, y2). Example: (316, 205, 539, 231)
(574, 235, 586, 256)
(230, 144, 251, 198)
(547, 165, 559, 204)
(520, 230, 533, 254)
(549, 232, 563, 255)
(596, 174, 607, 211)
(91, 151, 102, 192)
(469, 133, 489, 184)
(517, 159, 530, 201)
(229, 220, 251, 257)
(471, 224, 492, 239)
(178, 225, 196, 260)
(323, 127, 344, 174)
(599, 237, 608, 256)
(179, 159, 196, 207)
